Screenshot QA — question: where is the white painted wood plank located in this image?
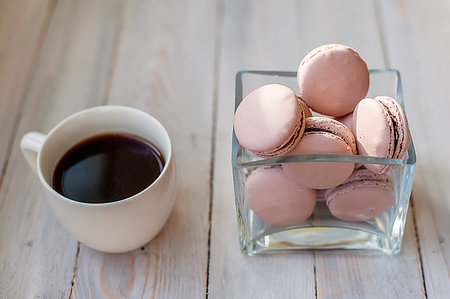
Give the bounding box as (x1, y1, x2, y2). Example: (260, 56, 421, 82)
(209, 2, 318, 296)
(0, 0, 55, 179)
(316, 210, 424, 299)
(210, 0, 423, 298)
(72, 0, 217, 297)
(377, 0, 450, 297)
(0, 0, 122, 297)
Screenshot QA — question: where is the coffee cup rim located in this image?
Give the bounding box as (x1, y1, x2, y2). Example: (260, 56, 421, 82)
(36, 105, 174, 207)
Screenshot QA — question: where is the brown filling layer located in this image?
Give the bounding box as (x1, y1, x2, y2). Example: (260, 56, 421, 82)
(305, 127, 334, 133)
(304, 127, 348, 145)
(379, 100, 404, 159)
(326, 173, 393, 199)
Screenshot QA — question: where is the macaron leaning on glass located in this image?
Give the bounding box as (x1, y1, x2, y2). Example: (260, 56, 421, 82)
(234, 84, 307, 158)
(245, 166, 316, 226)
(297, 43, 370, 117)
(325, 168, 395, 221)
(234, 84, 316, 225)
(282, 117, 357, 189)
(351, 96, 411, 174)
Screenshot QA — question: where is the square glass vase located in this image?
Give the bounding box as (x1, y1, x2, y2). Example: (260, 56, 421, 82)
(232, 69, 416, 255)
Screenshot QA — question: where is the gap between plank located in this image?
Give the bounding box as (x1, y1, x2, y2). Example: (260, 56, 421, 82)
(205, 0, 225, 298)
(411, 196, 428, 299)
(68, 242, 81, 298)
(102, 0, 126, 106)
(372, 0, 391, 68)
(313, 251, 318, 299)
(0, 0, 59, 190)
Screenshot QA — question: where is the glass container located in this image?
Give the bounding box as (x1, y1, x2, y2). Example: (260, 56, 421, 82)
(232, 69, 416, 255)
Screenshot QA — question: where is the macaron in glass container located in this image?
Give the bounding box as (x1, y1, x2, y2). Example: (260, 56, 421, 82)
(232, 69, 416, 255)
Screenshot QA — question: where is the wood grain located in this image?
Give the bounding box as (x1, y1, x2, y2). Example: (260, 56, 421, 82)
(209, 0, 423, 298)
(0, 0, 122, 297)
(0, 0, 447, 297)
(315, 210, 425, 299)
(72, 0, 218, 297)
(0, 0, 55, 182)
(377, 0, 450, 297)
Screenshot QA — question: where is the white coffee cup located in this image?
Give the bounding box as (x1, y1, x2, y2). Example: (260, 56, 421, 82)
(20, 105, 176, 253)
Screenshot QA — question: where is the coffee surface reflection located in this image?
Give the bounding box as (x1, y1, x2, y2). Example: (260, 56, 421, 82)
(52, 133, 165, 203)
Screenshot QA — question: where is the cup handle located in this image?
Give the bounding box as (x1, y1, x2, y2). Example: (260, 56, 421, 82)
(20, 132, 46, 174)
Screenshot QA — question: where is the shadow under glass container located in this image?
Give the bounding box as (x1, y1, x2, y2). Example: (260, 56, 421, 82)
(232, 69, 416, 255)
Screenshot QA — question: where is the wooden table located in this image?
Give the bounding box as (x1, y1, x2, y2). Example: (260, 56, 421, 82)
(1, 0, 449, 298)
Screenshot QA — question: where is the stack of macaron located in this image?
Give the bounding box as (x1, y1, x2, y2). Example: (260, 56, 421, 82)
(234, 43, 411, 225)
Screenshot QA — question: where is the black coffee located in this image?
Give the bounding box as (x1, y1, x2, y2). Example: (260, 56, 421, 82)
(52, 133, 165, 204)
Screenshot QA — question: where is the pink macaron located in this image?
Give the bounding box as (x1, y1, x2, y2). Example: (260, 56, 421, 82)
(282, 117, 357, 189)
(234, 84, 306, 158)
(245, 166, 317, 226)
(352, 96, 411, 174)
(326, 168, 395, 222)
(297, 44, 370, 117)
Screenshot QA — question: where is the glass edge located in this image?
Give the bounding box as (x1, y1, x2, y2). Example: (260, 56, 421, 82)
(236, 68, 399, 77)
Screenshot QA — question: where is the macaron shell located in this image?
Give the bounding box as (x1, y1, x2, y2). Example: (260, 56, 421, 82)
(297, 44, 369, 116)
(335, 113, 358, 169)
(282, 132, 355, 189)
(335, 112, 354, 133)
(376, 96, 411, 160)
(352, 98, 395, 174)
(326, 168, 395, 221)
(234, 84, 305, 157)
(306, 117, 356, 154)
(327, 187, 395, 222)
(245, 167, 317, 226)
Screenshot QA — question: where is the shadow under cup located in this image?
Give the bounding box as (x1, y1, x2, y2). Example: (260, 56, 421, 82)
(35, 106, 176, 253)
(232, 70, 417, 255)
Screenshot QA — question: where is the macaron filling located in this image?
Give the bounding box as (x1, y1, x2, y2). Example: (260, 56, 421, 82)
(302, 130, 351, 153)
(379, 100, 400, 156)
(377, 97, 407, 159)
(304, 117, 357, 154)
(326, 172, 393, 198)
